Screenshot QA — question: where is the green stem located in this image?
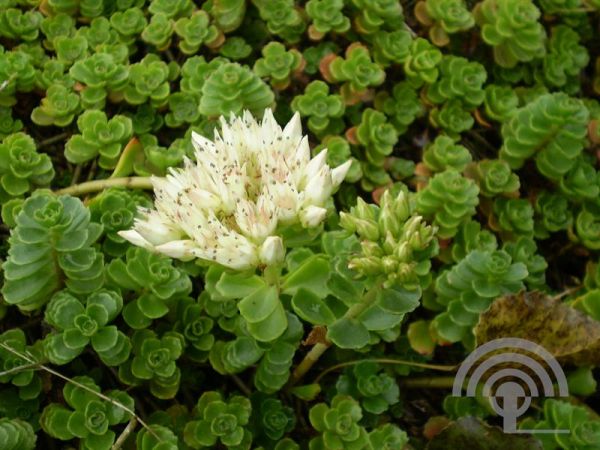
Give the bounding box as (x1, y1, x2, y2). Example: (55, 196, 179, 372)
(400, 376, 457, 389)
(55, 177, 153, 197)
(314, 359, 457, 384)
(289, 286, 381, 386)
(289, 342, 330, 386)
(263, 264, 282, 286)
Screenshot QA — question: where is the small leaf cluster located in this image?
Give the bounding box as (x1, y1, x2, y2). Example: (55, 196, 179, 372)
(0, 132, 54, 201)
(2, 193, 104, 311)
(432, 249, 528, 343)
(40, 376, 133, 450)
(43, 289, 130, 366)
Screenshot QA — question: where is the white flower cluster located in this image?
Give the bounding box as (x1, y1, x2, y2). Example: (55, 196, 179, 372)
(119, 109, 351, 270)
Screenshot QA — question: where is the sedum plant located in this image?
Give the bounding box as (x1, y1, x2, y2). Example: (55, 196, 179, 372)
(88, 188, 152, 257)
(325, 45, 386, 98)
(69, 53, 128, 109)
(2, 0, 600, 444)
(119, 329, 184, 399)
(0, 418, 36, 450)
(291, 80, 345, 137)
(30, 83, 80, 126)
(351, 0, 404, 35)
(64, 110, 133, 169)
(432, 249, 528, 343)
(40, 376, 133, 450)
(183, 391, 252, 449)
(43, 289, 130, 366)
(355, 108, 399, 169)
(2, 193, 104, 311)
(336, 362, 400, 414)
(483, 84, 518, 121)
(372, 29, 412, 67)
(252, 0, 306, 43)
(106, 246, 192, 329)
(521, 399, 600, 449)
(123, 54, 171, 107)
(422, 135, 472, 173)
(499, 93, 589, 181)
(308, 395, 369, 450)
(414, 0, 474, 46)
(375, 81, 425, 135)
(468, 159, 520, 197)
(426, 55, 487, 109)
(254, 41, 303, 90)
(0, 132, 54, 201)
(306, 0, 350, 38)
(0, 329, 43, 400)
(174, 11, 221, 55)
(473, 0, 546, 68)
(403, 38, 442, 87)
(534, 191, 573, 238)
(198, 63, 275, 117)
(492, 197, 535, 236)
(416, 169, 479, 239)
(539, 25, 589, 92)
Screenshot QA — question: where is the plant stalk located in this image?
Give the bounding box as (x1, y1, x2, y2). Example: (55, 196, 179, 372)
(289, 287, 380, 386)
(55, 177, 153, 196)
(400, 376, 457, 389)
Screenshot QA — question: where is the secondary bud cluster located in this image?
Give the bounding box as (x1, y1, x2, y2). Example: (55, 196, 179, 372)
(340, 190, 438, 288)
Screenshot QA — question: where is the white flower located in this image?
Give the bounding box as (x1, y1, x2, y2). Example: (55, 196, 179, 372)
(119, 109, 352, 270)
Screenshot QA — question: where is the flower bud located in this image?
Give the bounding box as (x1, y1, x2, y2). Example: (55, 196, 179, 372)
(393, 191, 411, 222)
(348, 256, 382, 275)
(361, 240, 383, 258)
(382, 256, 398, 274)
(339, 211, 357, 233)
(354, 197, 375, 221)
(402, 215, 423, 241)
(379, 192, 401, 237)
(355, 218, 380, 241)
(396, 241, 412, 262)
(300, 205, 328, 228)
(259, 236, 285, 266)
(382, 231, 397, 254)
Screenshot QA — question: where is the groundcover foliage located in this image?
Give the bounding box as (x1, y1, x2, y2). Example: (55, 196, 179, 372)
(0, 0, 599, 449)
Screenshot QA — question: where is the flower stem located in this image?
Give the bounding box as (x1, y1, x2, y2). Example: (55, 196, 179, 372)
(400, 376, 457, 389)
(289, 342, 330, 386)
(55, 177, 153, 196)
(314, 359, 457, 384)
(289, 286, 381, 386)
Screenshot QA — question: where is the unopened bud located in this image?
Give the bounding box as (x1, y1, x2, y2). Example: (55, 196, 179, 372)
(402, 215, 423, 241)
(354, 197, 375, 221)
(382, 231, 397, 254)
(348, 256, 382, 275)
(259, 236, 285, 266)
(361, 240, 383, 258)
(379, 201, 401, 237)
(381, 256, 398, 274)
(396, 241, 412, 262)
(355, 218, 380, 241)
(300, 205, 327, 228)
(394, 191, 411, 222)
(339, 212, 357, 233)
